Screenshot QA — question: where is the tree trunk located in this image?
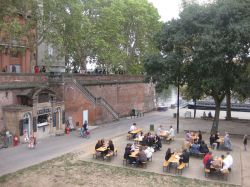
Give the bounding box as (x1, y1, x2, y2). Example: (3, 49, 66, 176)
(211, 98, 221, 134)
(193, 99, 196, 119)
(226, 90, 232, 120)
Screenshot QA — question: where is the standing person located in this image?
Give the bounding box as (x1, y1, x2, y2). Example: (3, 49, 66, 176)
(41, 66, 46, 73)
(34, 65, 40, 73)
(157, 125, 163, 135)
(243, 135, 248, 151)
(168, 126, 175, 139)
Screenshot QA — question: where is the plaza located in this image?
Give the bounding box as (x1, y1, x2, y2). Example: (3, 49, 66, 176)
(0, 109, 249, 186)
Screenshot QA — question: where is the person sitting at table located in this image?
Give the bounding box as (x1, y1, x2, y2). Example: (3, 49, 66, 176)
(198, 130, 202, 144)
(144, 146, 154, 161)
(205, 156, 214, 171)
(221, 152, 233, 171)
(95, 140, 102, 150)
(185, 131, 192, 142)
(100, 139, 105, 146)
(131, 142, 138, 151)
(146, 132, 155, 147)
(154, 135, 162, 151)
(190, 140, 201, 155)
(165, 148, 173, 161)
(124, 143, 132, 160)
(129, 123, 137, 138)
(224, 133, 232, 151)
(215, 132, 220, 149)
(136, 147, 147, 166)
(179, 149, 190, 165)
(168, 126, 175, 139)
(203, 152, 212, 166)
(210, 134, 216, 148)
(199, 141, 209, 154)
(136, 131, 143, 139)
(106, 140, 115, 156)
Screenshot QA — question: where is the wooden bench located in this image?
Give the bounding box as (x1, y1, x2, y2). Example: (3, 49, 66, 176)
(141, 161, 147, 168)
(127, 134, 132, 140)
(123, 159, 128, 165)
(105, 153, 114, 161)
(190, 152, 205, 158)
(177, 163, 186, 174)
(204, 168, 210, 177)
(220, 169, 230, 180)
(163, 160, 170, 172)
(166, 136, 174, 144)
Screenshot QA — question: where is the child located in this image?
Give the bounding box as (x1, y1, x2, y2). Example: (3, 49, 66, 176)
(243, 135, 247, 151)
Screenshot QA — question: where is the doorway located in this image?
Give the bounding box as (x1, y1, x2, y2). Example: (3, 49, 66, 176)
(83, 110, 88, 125)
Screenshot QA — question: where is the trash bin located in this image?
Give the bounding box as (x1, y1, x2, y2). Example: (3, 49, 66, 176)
(173, 113, 177, 118)
(150, 124, 154, 131)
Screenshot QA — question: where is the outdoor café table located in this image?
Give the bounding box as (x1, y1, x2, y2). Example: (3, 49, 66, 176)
(129, 150, 139, 158)
(216, 137, 224, 144)
(168, 152, 181, 172)
(130, 128, 143, 135)
(159, 131, 169, 138)
(190, 133, 199, 143)
(134, 137, 143, 144)
(96, 146, 107, 152)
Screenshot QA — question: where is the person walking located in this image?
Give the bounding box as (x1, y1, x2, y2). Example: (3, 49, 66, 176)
(243, 135, 247, 151)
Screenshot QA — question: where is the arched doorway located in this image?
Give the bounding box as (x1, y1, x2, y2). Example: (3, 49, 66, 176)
(23, 113, 31, 137)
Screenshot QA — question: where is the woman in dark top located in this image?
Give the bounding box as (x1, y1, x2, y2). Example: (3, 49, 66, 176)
(198, 130, 202, 143)
(107, 140, 115, 152)
(165, 148, 173, 161)
(215, 132, 220, 148)
(199, 141, 209, 154)
(95, 140, 102, 150)
(124, 144, 132, 160)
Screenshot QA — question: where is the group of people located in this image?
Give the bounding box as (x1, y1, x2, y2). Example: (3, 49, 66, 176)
(123, 143, 153, 166)
(210, 132, 232, 151)
(157, 125, 175, 140)
(95, 139, 115, 159)
(203, 151, 233, 172)
(128, 123, 162, 151)
(165, 148, 190, 165)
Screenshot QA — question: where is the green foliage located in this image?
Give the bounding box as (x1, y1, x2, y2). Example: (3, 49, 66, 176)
(145, 0, 250, 132)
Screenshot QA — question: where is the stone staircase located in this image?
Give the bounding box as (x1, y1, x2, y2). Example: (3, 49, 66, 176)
(68, 78, 119, 120)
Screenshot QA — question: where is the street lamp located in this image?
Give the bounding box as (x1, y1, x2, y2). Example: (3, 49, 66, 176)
(176, 60, 180, 134)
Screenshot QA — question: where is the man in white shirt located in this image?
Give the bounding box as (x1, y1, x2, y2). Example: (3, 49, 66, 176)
(169, 126, 175, 139)
(222, 152, 233, 170)
(129, 123, 137, 138)
(129, 123, 137, 132)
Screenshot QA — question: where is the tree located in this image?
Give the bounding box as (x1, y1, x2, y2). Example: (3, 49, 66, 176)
(145, 0, 250, 134)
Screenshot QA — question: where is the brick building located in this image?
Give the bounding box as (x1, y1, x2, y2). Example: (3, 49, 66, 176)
(0, 74, 155, 140)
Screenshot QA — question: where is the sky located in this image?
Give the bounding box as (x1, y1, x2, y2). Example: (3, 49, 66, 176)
(148, 0, 210, 22)
(147, 0, 182, 22)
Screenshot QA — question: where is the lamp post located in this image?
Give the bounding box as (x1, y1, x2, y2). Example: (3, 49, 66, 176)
(177, 76, 180, 134)
(176, 60, 180, 134)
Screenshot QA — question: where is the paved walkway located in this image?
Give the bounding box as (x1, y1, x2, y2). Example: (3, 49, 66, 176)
(0, 109, 249, 186)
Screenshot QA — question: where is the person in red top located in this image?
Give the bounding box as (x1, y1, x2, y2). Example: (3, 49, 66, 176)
(34, 65, 40, 73)
(203, 151, 212, 166)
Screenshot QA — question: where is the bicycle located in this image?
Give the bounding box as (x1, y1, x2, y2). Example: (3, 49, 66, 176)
(79, 129, 90, 139)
